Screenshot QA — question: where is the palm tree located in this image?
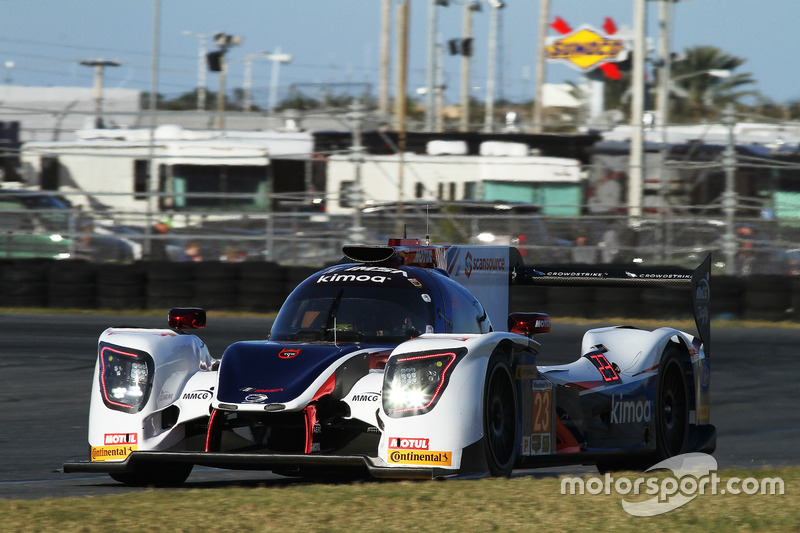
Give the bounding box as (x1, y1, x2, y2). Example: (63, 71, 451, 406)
(667, 45, 757, 121)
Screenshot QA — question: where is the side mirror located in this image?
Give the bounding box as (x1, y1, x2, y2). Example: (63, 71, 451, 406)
(508, 312, 551, 338)
(169, 308, 206, 330)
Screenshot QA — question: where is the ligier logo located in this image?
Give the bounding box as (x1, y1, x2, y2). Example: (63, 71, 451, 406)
(611, 394, 651, 424)
(387, 450, 451, 466)
(104, 433, 138, 445)
(388, 437, 429, 450)
(278, 349, 300, 359)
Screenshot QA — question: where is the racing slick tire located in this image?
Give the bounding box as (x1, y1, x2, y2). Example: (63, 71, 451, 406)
(109, 462, 193, 487)
(482, 352, 518, 477)
(654, 346, 689, 461)
(597, 346, 689, 474)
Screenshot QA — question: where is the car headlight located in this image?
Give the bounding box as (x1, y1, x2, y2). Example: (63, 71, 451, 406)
(382, 348, 465, 418)
(98, 342, 154, 413)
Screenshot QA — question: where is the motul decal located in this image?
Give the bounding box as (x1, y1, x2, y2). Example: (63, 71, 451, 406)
(388, 437, 429, 450)
(278, 349, 301, 359)
(103, 433, 138, 445)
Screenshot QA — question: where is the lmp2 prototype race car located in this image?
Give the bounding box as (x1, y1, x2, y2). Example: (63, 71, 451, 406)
(64, 238, 715, 486)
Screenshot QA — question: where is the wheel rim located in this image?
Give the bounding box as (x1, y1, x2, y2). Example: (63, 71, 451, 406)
(486, 365, 515, 468)
(660, 358, 687, 456)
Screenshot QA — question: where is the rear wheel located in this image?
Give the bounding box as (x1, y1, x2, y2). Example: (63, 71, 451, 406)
(109, 463, 193, 487)
(655, 347, 689, 460)
(483, 353, 517, 477)
(597, 346, 689, 474)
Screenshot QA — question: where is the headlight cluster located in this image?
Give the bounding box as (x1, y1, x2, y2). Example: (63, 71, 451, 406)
(382, 349, 465, 418)
(98, 342, 154, 413)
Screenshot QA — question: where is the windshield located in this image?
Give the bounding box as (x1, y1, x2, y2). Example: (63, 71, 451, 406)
(270, 284, 436, 344)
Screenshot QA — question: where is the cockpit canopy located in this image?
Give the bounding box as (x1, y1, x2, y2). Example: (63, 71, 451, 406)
(269, 263, 492, 344)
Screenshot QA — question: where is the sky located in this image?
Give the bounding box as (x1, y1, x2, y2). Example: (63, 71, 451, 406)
(2, 0, 799, 109)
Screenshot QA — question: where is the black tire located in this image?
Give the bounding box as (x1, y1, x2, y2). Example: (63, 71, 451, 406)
(655, 347, 689, 460)
(109, 463, 193, 487)
(483, 353, 517, 477)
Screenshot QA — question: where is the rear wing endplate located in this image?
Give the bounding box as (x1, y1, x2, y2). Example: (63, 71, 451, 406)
(513, 254, 711, 357)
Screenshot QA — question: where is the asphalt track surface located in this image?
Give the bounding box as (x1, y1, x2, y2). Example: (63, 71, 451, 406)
(1, 312, 797, 500)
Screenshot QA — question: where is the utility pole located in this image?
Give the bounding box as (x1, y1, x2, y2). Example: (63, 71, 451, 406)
(722, 103, 738, 274)
(532, 0, 550, 133)
(627, 0, 647, 222)
(208, 33, 242, 130)
(378, 0, 392, 118)
(80, 59, 120, 128)
(425, 0, 448, 131)
(435, 42, 445, 132)
(483, 1, 504, 133)
(656, 0, 676, 261)
(348, 102, 365, 242)
(395, 0, 410, 233)
(182, 31, 210, 111)
(459, 1, 480, 132)
(266, 48, 292, 115)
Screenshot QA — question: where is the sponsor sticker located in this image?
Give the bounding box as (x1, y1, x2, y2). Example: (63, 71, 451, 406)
(388, 437, 429, 450)
(103, 433, 138, 445)
(91, 445, 137, 462)
(387, 450, 452, 466)
(278, 348, 301, 359)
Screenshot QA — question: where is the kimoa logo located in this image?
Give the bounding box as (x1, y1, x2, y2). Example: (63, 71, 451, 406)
(317, 273, 390, 284)
(611, 394, 652, 424)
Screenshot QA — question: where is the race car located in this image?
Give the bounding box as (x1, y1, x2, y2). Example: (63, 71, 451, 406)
(63, 238, 715, 486)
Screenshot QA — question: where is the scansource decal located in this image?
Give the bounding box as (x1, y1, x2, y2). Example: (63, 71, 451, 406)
(463, 251, 506, 279)
(387, 450, 452, 466)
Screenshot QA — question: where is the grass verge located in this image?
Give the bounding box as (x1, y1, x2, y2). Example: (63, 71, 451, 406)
(1, 467, 795, 532)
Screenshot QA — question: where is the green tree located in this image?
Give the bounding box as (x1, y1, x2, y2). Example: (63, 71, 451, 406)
(667, 45, 757, 121)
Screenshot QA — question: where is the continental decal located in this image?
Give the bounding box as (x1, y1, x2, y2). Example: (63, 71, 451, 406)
(387, 450, 452, 466)
(515, 365, 539, 379)
(91, 445, 137, 462)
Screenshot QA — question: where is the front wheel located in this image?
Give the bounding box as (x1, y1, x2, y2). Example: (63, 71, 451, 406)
(483, 353, 518, 477)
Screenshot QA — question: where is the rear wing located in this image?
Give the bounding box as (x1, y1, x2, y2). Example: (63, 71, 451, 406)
(513, 254, 711, 357)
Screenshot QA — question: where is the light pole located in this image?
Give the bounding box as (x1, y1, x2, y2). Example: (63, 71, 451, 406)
(3, 60, 13, 85)
(209, 33, 243, 130)
(628, 0, 646, 222)
(459, 0, 481, 132)
(238, 52, 270, 112)
(425, 0, 449, 131)
(265, 48, 292, 115)
(182, 30, 211, 111)
(80, 59, 120, 128)
(483, 0, 505, 133)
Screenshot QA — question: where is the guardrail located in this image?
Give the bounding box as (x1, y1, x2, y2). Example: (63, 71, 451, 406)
(1, 258, 797, 322)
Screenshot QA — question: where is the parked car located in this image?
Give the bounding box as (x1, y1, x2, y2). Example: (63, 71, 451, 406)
(0, 190, 137, 262)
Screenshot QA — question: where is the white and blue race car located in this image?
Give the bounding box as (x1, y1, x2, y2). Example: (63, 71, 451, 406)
(64, 238, 715, 485)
